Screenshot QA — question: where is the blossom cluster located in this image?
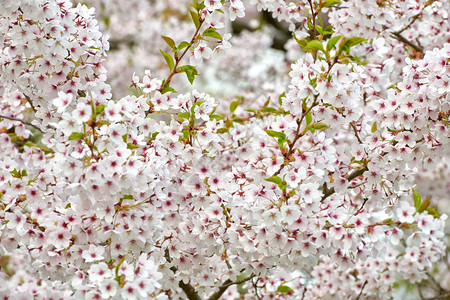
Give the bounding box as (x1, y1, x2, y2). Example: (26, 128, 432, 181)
(0, 0, 449, 299)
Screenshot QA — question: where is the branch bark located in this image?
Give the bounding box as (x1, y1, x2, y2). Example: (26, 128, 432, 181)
(208, 274, 256, 300)
(0, 114, 43, 132)
(321, 166, 368, 202)
(391, 32, 424, 54)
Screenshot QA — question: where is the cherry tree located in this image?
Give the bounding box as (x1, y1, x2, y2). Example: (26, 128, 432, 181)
(0, 0, 449, 299)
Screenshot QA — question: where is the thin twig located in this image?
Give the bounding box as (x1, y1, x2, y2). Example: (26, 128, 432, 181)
(350, 122, 363, 144)
(24, 94, 37, 113)
(355, 198, 368, 214)
(208, 274, 256, 300)
(0, 114, 43, 132)
(165, 249, 201, 300)
(321, 166, 368, 202)
(391, 32, 424, 54)
(355, 280, 368, 300)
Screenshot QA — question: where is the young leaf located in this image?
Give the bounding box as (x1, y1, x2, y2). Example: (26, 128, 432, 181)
(426, 207, 440, 219)
(95, 104, 105, 115)
(327, 35, 342, 51)
(417, 197, 430, 213)
(277, 285, 294, 293)
(264, 176, 283, 186)
(371, 122, 377, 133)
(189, 10, 200, 28)
(203, 28, 222, 40)
(305, 111, 312, 125)
(346, 36, 366, 47)
(412, 188, 421, 209)
(160, 50, 174, 70)
(312, 122, 329, 130)
(161, 35, 175, 49)
(278, 92, 285, 106)
(307, 40, 324, 52)
(127, 143, 139, 150)
(325, 0, 341, 7)
(68, 132, 84, 141)
(315, 25, 323, 34)
(161, 85, 176, 94)
(177, 41, 190, 51)
(265, 130, 287, 140)
(177, 65, 199, 84)
(217, 128, 228, 134)
(230, 100, 239, 113)
(178, 112, 191, 120)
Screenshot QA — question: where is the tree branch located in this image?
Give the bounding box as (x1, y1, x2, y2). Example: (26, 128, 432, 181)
(321, 166, 368, 202)
(24, 94, 37, 113)
(165, 249, 201, 300)
(208, 274, 256, 300)
(355, 280, 368, 300)
(391, 32, 424, 54)
(0, 114, 43, 132)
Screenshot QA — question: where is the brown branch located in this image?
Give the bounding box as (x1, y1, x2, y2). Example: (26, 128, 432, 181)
(391, 32, 424, 54)
(158, 20, 205, 93)
(355, 280, 368, 300)
(208, 274, 256, 300)
(24, 94, 37, 113)
(0, 114, 43, 132)
(165, 249, 201, 300)
(350, 122, 363, 144)
(321, 166, 368, 202)
(272, 97, 319, 177)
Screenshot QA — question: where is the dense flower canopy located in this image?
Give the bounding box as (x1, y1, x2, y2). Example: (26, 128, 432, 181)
(0, 0, 449, 299)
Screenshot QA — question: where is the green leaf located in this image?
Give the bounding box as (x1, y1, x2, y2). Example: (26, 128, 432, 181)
(327, 35, 342, 51)
(278, 92, 285, 106)
(203, 28, 222, 40)
(325, 0, 341, 7)
(177, 65, 199, 84)
(161, 85, 176, 94)
(265, 176, 283, 186)
(371, 122, 377, 133)
(262, 107, 278, 114)
(127, 143, 139, 150)
(346, 36, 366, 47)
(417, 198, 430, 213)
(189, 10, 200, 28)
(178, 112, 191, 120)
(68, 132, 84, 141)
(161, 35, 176, 49)
(305, 111, 312, 125)
(122, 195, 134, 200)
(10, 168, 21, 179)
(217, 128, 228, 134)
(177, 41, 191, 50)
(412, 188, 421, 209)
(426, 207, 440, 219)
(323, 25, 335, 36)
(315, 25, 323, 34)
(230, 100, 239, 113)
(95, 104, 105, 115)
(307, 40, 324, 52)
(277, 285, 293, 293)
(265, 130, 287, 140)
(312, 122, 329, 130)
(160, 50, 174, 70)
